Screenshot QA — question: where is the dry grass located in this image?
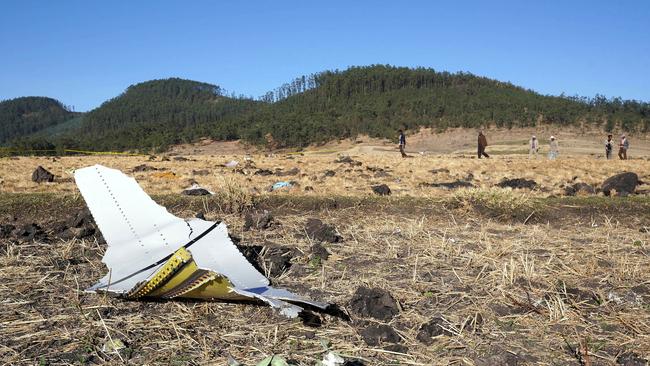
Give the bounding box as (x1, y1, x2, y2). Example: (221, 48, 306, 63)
(1, 151, 650, 365)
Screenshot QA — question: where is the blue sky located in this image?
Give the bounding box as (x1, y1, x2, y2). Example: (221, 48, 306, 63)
(1, 0, 648, 111)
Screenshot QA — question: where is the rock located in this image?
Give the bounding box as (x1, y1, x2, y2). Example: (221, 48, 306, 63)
(359, 324, 400, 346)
(173, 156, 189, 161)
(496, 178, 537, 189)
(305, 218, 342, 243)
(373, 171, 391, 178)
(602, 172, 639, 196)
(323, 170, 336, 177)
(416, 317, 453, 344)
(0, 224, 16, 238)
(420, 180, 474, 189)
(564, 182, 596, 196)
(275, 167, 300, 176)
(15, 223, 47, 242)
(254, 169, 274, 176)
(182, 188, 212, 196)
(32, 166, 54, 183)
(243, 211, 274, 231)
(349, 287, 399, 321)
(192, 169, 210, 176)
(617, 352, 648, 366)
(371, 184, 391, 196)
(132, 164, 158, 172)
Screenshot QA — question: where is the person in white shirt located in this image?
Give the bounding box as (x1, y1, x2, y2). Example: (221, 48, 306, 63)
(548, 136, 559, 160)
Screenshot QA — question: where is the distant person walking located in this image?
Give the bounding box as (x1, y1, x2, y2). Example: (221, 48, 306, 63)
(548, 136, 559, 160)
(529, 135, 539, 158)
(398, 129, 407, 158)
(618, 134, 629, 160)
(477, 131, 489, 159)
(605, 134, 614, 159)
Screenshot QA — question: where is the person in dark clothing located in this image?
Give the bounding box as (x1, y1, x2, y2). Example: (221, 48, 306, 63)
(605, 134, 613, 160)
(477, 131, 489, 159)
(398, 129, 407, 158)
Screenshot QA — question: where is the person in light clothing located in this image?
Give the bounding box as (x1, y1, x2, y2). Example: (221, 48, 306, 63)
(548, 136, 559, 160)
(618, 134, 629, 160)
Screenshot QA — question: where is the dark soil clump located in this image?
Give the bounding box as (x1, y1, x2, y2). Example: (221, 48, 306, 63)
(349, 287, 399, 321)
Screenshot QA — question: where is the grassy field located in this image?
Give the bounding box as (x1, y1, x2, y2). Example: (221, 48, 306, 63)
(1, 149, 650, 365)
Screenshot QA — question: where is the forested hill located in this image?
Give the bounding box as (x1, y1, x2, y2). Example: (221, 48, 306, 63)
(75, 78, 260, 150)
(239, 66, 650, 147)
(0, 97, 78, 144)
(5, 66, 650, 152)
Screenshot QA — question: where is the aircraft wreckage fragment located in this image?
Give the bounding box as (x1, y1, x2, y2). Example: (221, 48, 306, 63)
(75, 164, 328, 317)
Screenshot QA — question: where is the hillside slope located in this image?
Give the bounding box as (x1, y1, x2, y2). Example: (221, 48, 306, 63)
(0, 97, 78, 144)
(74, 78, 260, 150)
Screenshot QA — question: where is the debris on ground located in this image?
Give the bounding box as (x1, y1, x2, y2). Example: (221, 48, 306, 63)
(416, 316, 453, 344)
(256, 355, 290, 366)
(224, 160, 239, 168)
(335, 156, 362, 166)
(496, 178, 537, 189)
(271, 181, 294, 191)
(371, 184, 391, 196)
(420, 180, 474, 189)
(32, 166, 54, 183)
(602, 172, 639, 196)
(563, 182, 596, 196)
(74, 164, 328, 318)
(305, 218, 342, 243)
(318, 351, 345, 366)
(349, 286, 399, 321)
(244, 211, 275, 231)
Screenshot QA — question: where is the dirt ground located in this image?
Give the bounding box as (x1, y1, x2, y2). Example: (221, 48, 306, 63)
(1, 140, 650, 365)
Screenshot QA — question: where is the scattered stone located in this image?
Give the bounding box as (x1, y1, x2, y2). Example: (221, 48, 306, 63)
(254, 169, 274, 176)
(420, 180, 474, 189)
(373, 170, 391, 178)
(617, 352, 648, 366)
(192, 169, 210, 176)
(243, 211, 274, 231)
(32, 166, 54, 183)
(430, 168, 450, 174)
(564, 182, 596, 196)
(173, 156, 189, 161)
(335, 156, 362, 166)
(132, 164, 158, 172)
(182, 188, 212, 196)
(602, 172, 639, 196)
(323, 170, 336, 177)
(359, 324, 400, 346)
(416, 316, 453, 344)
(275, 167, 300, 176)
(371, 184, 391, 196)
(496, 178, 537, 189)
(305, 218, 342, 243)
(349, 287, 399, 321)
